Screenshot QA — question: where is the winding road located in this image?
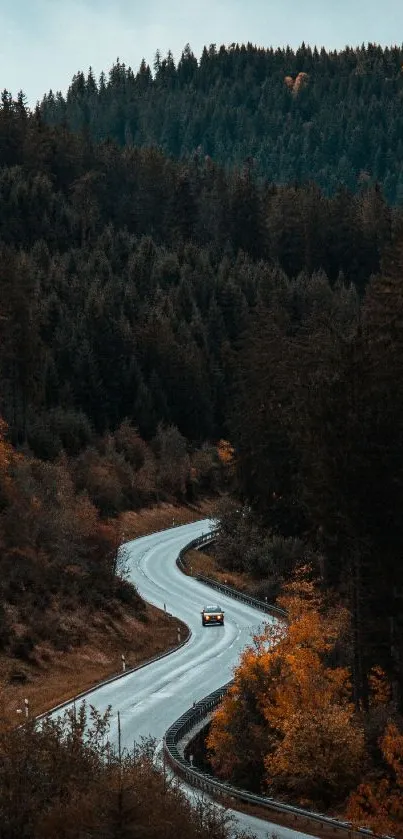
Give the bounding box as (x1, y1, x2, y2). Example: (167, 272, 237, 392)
(55, 519, 316, 839)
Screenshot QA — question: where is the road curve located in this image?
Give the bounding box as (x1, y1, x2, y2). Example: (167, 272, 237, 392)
(55, 519, 315, 839)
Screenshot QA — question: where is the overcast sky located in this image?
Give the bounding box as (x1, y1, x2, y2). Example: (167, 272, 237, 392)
(2, 0, 403, 106)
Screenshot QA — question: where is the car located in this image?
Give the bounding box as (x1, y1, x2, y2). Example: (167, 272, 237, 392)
(201, 606, 225, 626)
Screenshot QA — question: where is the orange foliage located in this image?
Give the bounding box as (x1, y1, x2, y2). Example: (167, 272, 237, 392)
(294, 71, 309, 92)
(216, 439, 235, 466)
(347, 722, 403, 837)
(368, 666, 392, 707)
(208, 573, 364, 807)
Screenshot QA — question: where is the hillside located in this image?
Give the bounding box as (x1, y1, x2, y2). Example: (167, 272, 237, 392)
(39, 42, 403, 203)
(0, 90, 397, 453)
(1, 90, 402, 681)
(1, 82, 403, 701)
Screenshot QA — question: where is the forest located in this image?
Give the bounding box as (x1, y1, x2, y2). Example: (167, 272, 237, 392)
(1, 43, 403, 834)
(40, 42, 403, 203)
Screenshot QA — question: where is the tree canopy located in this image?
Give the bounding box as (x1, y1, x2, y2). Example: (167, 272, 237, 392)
(40, 42, 403, 203)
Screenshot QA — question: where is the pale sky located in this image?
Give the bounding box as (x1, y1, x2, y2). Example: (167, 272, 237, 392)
(2, 0, 403, 106)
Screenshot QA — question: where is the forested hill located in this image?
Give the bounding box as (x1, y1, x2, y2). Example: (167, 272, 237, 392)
(2, 57, 403, 801)
(0, 92, 397, 451)
(40, 42, 403, 203)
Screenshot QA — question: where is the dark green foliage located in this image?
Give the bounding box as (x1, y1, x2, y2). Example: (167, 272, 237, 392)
(0, 91, 395, 448)
(229, 230, 403, 711)
(40, 43, 403, 204)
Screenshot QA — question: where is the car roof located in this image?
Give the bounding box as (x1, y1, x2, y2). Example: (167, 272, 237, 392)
(203, 606, 223, 612)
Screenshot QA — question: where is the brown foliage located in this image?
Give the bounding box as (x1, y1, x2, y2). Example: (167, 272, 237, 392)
(0, 704, 235, 839)
(190, 444, 220, 493)
(217, 439, 235, 466)
(0, 421, 143, 660)
(152, 423, 191, 498)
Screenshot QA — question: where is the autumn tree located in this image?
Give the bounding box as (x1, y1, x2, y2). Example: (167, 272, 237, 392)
(208, 573, 365, 808)
(347, 721, 403, 837)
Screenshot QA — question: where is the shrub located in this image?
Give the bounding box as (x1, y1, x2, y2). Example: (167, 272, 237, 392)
(12, 633, 36, 661)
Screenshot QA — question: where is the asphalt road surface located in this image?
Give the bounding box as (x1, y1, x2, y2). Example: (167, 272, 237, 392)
(55, 519, 317, 839)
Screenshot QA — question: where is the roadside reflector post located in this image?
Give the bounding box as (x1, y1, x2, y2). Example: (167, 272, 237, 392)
(177, 627, 181, 643)
(24, 698, 29, 719)
(121, 654, 126, 673)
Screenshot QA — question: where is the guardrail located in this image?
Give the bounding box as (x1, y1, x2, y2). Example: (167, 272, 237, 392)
(176, 529, 287, 620)
(35, 526, 212, 723)
(33, 523, 378, 838)
(171, 529, 376, 839)
(36, 626, 192, 722)
(176, 529, 217, 571)
(163, 688, 373, 839)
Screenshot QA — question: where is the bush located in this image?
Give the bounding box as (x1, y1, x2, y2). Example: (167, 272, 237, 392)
(152, 423, 191, 499)
(0, 603, 11, 650)
(245, 534, 305, 578)
(113, 420, 148, 469)
(115, 578, 142, 608)
(12, 633, 36, 661)
(27, 408, 93, 459)
(0, 704, 236, 839)
(73, 447, 125, 516)
(190, 444, 220, 494)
